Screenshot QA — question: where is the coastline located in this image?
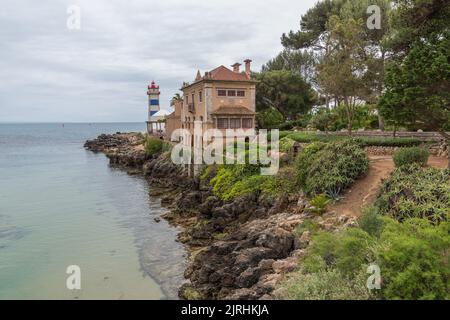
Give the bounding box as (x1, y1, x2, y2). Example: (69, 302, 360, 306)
(84, 132, 355, 300)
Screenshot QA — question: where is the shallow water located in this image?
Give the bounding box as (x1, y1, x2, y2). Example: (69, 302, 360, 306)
(0, 123, 186, 299)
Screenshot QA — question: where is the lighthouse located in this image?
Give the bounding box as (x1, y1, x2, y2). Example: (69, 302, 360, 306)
(146, 80, 161, 134)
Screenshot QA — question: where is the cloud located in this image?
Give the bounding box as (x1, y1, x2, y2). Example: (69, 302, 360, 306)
(0, 0, 316, 122)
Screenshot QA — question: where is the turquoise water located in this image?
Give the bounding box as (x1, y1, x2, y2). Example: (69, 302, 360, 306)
(0, 123, 186, 299)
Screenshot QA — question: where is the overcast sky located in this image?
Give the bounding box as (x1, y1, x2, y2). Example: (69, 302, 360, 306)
(0, 0, 316, 122)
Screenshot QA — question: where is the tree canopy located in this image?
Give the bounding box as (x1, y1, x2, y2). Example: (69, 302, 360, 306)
(256, 70, 317, 120)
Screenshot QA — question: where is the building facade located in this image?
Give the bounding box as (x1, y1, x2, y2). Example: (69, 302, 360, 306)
(165, 59, 257, 141)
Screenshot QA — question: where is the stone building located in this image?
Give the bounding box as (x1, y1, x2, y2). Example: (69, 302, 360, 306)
(165, 59, 257, 141)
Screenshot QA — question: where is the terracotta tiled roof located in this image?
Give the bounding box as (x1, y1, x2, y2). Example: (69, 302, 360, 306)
(206, 66, 250, 81)
(211, 106, 256, 115)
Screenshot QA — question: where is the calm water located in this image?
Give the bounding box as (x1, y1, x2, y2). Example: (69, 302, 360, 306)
(0, 123, 186, 299)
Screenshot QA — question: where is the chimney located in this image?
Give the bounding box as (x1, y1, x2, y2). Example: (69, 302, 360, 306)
(231, 62, 241, 73)
(244, 59, 252, 78)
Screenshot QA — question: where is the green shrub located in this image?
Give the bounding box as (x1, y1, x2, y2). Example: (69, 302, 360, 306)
(358, 206, 384, 237)
(279, 267, 374, 300)
(137, 132, 146, 144)
(286, 132, 422, 147)
(375, 165, 449, 223)
(287, 132, 342, 144)
(309, 194, 330, 215)
(295, 142, 327, 188)
(279, 130, 294, 139)
(223, 174, 270, 200)
(333, 228, 375, 276)
(296, 140, 369, 196)
(354, 137, 421, 147)
(303, 228, 374, 276)
(144, 137, 164, 156)
(295, 219, 320, 236)
(211, 166, 298, 200)
(199, 165, 218, 186)
(209, 167, 238, 198)
(393, 147, 429, 168)
(208, 164, 262, 199)
(296, 216, 450, 299)
(182, 287, 202, 300)
(375, 218, 450, 299)
(279, 137, 296, 153)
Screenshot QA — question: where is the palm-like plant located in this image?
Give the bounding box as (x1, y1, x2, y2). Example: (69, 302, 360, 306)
(170, 93, 183, 106)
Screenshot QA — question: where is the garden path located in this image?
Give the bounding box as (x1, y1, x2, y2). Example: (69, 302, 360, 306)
(328, 156, 448, 217)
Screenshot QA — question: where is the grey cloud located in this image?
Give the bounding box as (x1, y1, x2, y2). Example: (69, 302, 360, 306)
(0, 0, 316, 122)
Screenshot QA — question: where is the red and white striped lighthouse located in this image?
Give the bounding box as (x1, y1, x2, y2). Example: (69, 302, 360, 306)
(146, 80, 160, 134)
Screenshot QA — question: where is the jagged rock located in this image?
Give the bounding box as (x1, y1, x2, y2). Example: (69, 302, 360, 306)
(224, 288, 259, 300)
(290, 249, 306, 259)
(187, 211, 299, 299)
(298, 230, 311, 249)
(236, 267, 261, 288)
(85, 133, 145, 167)
(272, 257, 297, 273)
(176, 191, 203, 213)
(85, 132, 309, 301)
(198, 196, 222, 217)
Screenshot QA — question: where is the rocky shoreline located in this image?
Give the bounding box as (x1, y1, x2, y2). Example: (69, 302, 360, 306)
(84, 133, 354, 300)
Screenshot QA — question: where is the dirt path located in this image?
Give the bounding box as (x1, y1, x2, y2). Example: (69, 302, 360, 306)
(328, 156, 448, 217)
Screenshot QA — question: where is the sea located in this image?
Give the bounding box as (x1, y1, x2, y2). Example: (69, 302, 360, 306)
(0, 123, 186, 299)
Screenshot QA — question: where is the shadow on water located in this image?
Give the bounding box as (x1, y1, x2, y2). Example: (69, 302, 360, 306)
(0, 215, 30, 250)
(107, 168, 188, 299)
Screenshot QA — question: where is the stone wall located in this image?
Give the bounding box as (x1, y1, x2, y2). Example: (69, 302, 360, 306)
(363, 141, 448, 157)
(322, 130, 449, 142)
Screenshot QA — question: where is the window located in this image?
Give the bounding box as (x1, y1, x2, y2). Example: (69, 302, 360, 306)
(218, 90, 226, 96)
(242, 118, 253, 128)
(237, 90, 245, 97)
(199, 91, 202, 102)
(230, 118, 241, 129)
(185, 96, 189, 104)
(191, 93, 195, 103)
(217, 118, 228, 129)
(227, 90, 236, 97)
(200, 116, 204, 122)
